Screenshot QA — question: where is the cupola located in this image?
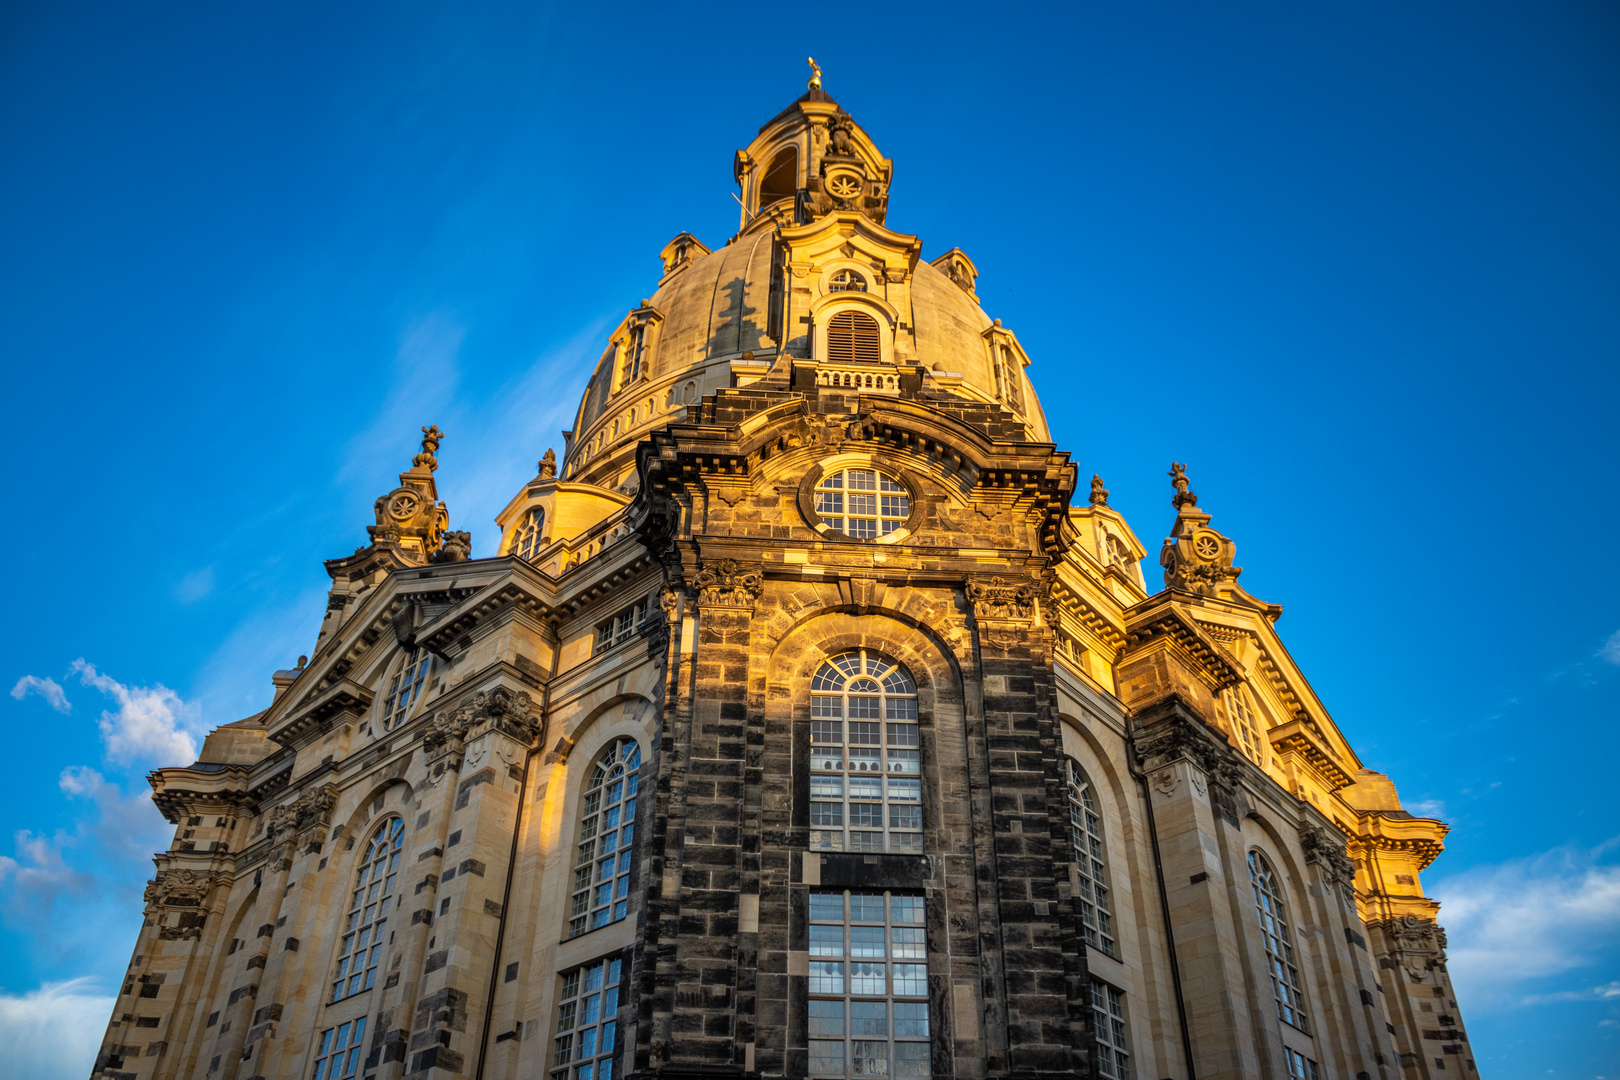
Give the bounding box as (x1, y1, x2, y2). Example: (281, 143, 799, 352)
(733, 59, 894, 229)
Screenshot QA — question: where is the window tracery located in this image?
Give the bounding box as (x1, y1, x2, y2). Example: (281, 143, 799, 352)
(568, 739, 641, 938)
(330, 817, 401, 1002)
(1066, 758, 1116, 957)
(515, 507, 546, 561)
(381, 648, 430, 732)
(814, 468, 910, 539)
(1250, 850, 1309, 1032)
(1221, 686, 1266, 765)
(809, 649, 922, 854)
(828, 269, 868, 293)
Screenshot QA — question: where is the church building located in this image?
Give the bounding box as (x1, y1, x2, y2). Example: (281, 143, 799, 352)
(94, 68, 1471, 1080)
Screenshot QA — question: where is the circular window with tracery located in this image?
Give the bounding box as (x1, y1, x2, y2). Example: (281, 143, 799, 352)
(814, 467, 910, 539)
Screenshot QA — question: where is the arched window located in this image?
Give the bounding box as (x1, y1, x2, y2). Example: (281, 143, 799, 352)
(515, 507, 546, 561)
(759, 146, 799, 208)
(331, 816, 402, 1002)
(814, 467, 910, 539)
(1222, 687, 1266, 765)
(809, 649, 922, 855)
(828, 269, 867, 293)
(381, 648, 430, 732)
(1249, 851, 1309, 1031)
(826, 311, 881, 364)
(1066, 759, 1116, 957)
(568, 738, 641, 938)
(998, 345, 1025, 413)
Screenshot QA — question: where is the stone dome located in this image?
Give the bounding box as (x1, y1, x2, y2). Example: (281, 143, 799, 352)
(559, 90, 1050, 492)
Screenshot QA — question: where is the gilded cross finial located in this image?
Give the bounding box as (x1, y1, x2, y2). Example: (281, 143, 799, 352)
(1168, 461, 1197, 509)
(807, 57, 822, 91)
(414, 425, 445, 472)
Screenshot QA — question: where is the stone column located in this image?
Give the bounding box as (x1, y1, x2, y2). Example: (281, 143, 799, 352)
(635, 560, 761, 1079)
(967, 576, 1093, 1080)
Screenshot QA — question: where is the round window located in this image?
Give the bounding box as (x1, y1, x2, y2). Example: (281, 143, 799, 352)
(813, 467, 911, 539)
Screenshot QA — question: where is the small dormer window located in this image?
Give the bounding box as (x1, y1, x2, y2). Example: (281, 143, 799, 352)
(828, 269, 867, 293)
(827, 311, 881, 364)
(515, 508, 545, 561)
(998, 344, 1025, 413)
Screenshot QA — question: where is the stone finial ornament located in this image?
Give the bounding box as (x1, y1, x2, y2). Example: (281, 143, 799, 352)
(1089, 474, 1109, 507)
(807, 56, 822, 91)
(434, 530, 471, 564)
(539, 448, 557, 479)
(1168, 461, 1197, 510)
(415, 425, 445, 472)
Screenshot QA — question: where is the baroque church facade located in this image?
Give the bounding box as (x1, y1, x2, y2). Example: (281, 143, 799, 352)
(95, 72, 1472, 1080)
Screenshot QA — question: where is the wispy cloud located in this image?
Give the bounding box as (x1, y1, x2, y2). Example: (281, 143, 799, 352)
(1432, 838, 1620, 1010)
(1521, 979, 1620, 1005)
(1600, 629, 1620, 666)
(9, 675, 70, 714)
(174, 565, 215, 604)
(0, 977, 115, 1080)
(69, 660, 201, 766)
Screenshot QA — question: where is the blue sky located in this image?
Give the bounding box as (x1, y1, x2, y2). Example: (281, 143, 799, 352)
(2, 2, 1616, 1076)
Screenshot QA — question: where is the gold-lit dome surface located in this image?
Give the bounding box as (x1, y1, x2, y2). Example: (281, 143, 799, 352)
(561, 94, 1050, 491)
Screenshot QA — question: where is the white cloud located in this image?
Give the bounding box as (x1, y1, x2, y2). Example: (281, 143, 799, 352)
(174, 565, 215, 604)
(70, 659, 200, 766)
(0, 977, 114, 1080)
(9, 675, 70, 714)
(1432, 838, 1620, 1010)
(0, 768, 167, 968)
(1406, 798, 1446, 818)
(1601, 629, 1620, 665)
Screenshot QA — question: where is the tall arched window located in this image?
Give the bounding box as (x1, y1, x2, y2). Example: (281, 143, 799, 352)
(998, 345, 1025, 413)
(515, 507, 546, 561)
(331, 816, 402, 1002)
(758, 146, 798, 208)
(809, 649, 922, 855)
(1066, 759, 1116, 957)
(1249, 851, 1309, 1032)
(826, 311, 881, 364)
(568, 738, 641, 938)
(381, 648, 430, 732)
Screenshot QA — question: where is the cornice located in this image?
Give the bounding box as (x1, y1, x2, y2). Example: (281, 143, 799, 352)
(268, 678, 374, 749)
(1269, 719, 1355, 792)
(1121, 601, 1242, 694)
(1048, 577, 1127, 652)
(1351, 810, 1449, 871)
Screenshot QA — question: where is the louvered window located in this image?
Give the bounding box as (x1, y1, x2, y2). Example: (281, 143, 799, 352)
(826, 312, 881, 364)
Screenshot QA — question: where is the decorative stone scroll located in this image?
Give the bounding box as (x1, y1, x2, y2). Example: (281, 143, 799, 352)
(265, 784, 338, 843)
(1300, 823, 1358, 899)
(422, 687, 541, 766)
(1372, 914, 1450, 982)
(144, 868, 230, 909)
(965, 576, 1038, 623)
(693, 559, 763, 609)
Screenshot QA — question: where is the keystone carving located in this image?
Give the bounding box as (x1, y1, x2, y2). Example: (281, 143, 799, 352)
(693, 559, 763, 609)
(965, 576, 1038, 622)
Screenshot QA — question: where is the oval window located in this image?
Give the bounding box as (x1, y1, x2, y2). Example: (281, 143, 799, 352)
(814, 467, 910, 539)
